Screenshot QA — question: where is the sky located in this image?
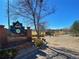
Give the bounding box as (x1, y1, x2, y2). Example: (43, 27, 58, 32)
(0, 0, 79, 29)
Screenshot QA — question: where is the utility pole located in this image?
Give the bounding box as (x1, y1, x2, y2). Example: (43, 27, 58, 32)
(7, 0, 10, 29)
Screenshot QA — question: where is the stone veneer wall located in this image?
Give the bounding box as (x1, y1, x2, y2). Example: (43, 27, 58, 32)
(27, 27, 32, 41)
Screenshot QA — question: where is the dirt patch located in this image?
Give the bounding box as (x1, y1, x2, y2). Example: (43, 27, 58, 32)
(45, 35, 79, 53)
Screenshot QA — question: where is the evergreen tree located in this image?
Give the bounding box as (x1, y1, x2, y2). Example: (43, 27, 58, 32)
(71, 20, 79, 36)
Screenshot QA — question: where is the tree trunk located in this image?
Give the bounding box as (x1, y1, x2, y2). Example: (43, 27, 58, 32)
(33, 12, 40, 39)
(37, 28, 40, 39)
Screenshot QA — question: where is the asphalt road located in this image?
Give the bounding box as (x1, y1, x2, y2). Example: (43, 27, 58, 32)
(14, 46, 79, 59)
(14, 35, 79, 59)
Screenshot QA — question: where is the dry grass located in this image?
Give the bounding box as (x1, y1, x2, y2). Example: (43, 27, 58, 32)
(45, 35, 79, 53)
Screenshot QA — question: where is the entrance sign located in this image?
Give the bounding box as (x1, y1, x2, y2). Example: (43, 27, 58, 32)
(10, 21, 25, 36)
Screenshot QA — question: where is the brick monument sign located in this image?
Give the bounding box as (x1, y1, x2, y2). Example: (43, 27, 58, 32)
(10, 21, 32, 40)
(0, 25, 8, 48)
(0, 21, 32, 49)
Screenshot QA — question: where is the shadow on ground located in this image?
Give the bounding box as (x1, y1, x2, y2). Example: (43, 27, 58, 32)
(27, 49, 47, 59)
(53, 47, 79, 56)
(15, 44, 79, 59)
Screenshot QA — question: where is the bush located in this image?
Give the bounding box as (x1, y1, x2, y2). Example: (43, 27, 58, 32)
(34, 39, 44, 48)
(0, 49, 17, 59)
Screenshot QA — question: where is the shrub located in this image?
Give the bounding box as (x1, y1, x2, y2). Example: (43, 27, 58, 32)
(34, 39, 44, 48)
(0, 49, 17, 59)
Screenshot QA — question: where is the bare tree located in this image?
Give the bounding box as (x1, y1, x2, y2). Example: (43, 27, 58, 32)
(10, 0, 55, 39)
